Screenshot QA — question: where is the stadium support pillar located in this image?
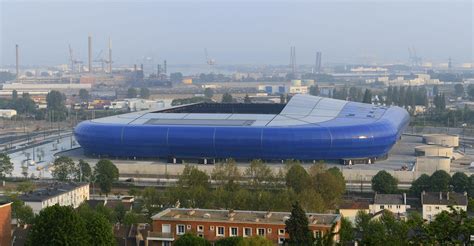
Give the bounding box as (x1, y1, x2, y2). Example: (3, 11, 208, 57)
(173, 158, 176, 164)
(204, 159, 208, 165)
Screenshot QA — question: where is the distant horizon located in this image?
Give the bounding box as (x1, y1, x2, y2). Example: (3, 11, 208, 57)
(1, 1, 473, 66)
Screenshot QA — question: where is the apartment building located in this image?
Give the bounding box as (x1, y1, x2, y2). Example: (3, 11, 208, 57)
(149, 208, 341, 246)
(421, 191, 468, 222)
(369, 193, 409, 217)
(19, 182, 89, 214)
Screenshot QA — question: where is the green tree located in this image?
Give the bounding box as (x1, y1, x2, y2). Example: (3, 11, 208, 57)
(313, 167, 345, 209)
(222, 92, 234, 103)
(27, 204, 90, 246)
(124, 211, 141, 226)
(309, 85, 320, 96)
(451, 172, 469, 193)
(94, 159, 119, 196)
(426, 207, 474, 244)
(338, 217, 354, 245)
(76, 159, 92, 182)
(244, 94, 252, 103)
(430, 170, 451, 192)
(77, 203, 115, 245)
(46, 90, 66, 111)
(241, 236, 273, 246)
(12, 90, 18, 100)
(204, 88, 214, 98)
(410, 174, 431, 195)
(362, 89, 372, 104)
(174, 233, 210, 246)
(215, 236, 244, 246)
(0, 153, 13, 180)
(285, 201, 313, 245)
(140, 87, 150, 99)
(127, 87, 138, 98)
(78, 89, 90, 102)
(211, 159, 241, 190)
(17, 181, 35, 194)
(285, 163, 310, 194)
(52, 156, 76, 181)
(114, 203, 127, 224)
(179, 164, 209, 188)
(371, 170, 398, 193)
(245, 159, 274, 189)
(11, 198, 34, 226)
(141, 187, 161, 216)
(454, 84, 464, 97)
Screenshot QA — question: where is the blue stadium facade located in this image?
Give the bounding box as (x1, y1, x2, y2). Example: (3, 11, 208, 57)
(74, 95, 409, 161)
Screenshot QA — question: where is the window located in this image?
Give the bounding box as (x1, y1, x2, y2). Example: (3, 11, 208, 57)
(244, 228, 252, 237)
(257, 228, 265, 236)
(435, 206, 440, 210)
(380, 205, 384, 209)
(314, 230, 321, 238)
(267, 228, 272, 234)
(162, 242, 171, 246)
(176, 225, 185, 235)
(278, 237, 285, 245)
(197, 225, 204, 232)
(396, 205, 401, 209)
(197, 233, 204, 238)
(187, 225, 192, 230)
(217, 226, 225, 237)
(210, 226, 215, 231)
(278, 229, 285, 235)
(230, 227, 238, 236)
(426, 206, 431, 212)
(388, 205, 392, 209)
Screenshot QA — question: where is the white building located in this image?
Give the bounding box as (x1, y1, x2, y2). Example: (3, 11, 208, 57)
(0, 109, 17, 118)
(369, 193, 409, 217)
(421, 191, 468, 222)
(19, 183, 89, 214)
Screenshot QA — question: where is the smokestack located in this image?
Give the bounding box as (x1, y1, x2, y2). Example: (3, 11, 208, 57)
(108, 38, 112, 74)
(15, 44, 19, 79)
(88, 35, 92, 73)
(164, 60, 167, 74)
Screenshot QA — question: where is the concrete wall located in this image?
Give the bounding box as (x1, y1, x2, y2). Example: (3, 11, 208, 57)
(415, 156, 450, 173)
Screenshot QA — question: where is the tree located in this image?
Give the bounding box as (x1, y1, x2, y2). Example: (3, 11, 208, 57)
(141, 187, 161, 216)
(114, 203, 127, 224)
(244, 94, 252, 103)
(222, 92, 233, 103)
(11, 198, 34, 226)
(94, 159, 119, 196)
(46, 90, 66, 112)
(215, 236, 244, 246)
(242, 236, 273, 246)
(179, 164, 209, 188)
(174, 233, 210, 246)
(17, 181, 35, 194)
(362, 89, 372, 104)
(12, 90, 18, 100)
(285, 201, 313, 245)
(426, 207, 474, 244)
(170, 72, 183, 83)
(0, 153, 13, 180)
(451, 172, 469, 193)
(338, 217, 354, 245)
(371, 170, 398, 193)
(27, 204, 90, 246)
(430, 170, 451, 192)
(245, 159, 273, 189)
(410, 174, 431, 195)
(140, 87, 150, 99)
(127, 88, 138, 98)
(454, 84, 464, 97)
(78, 89, 90, 102)
(76, 159, 92, 182)
(309, 85, 320, 96)
(285, 163, 310, 194)
(77, 204, 115, 245)
(204, 88, 214, 98)
(211, 159, 241, 190)
(313, 167, 345, 208)
(124, 211, 141, 226)
(52, 156, 76, 181)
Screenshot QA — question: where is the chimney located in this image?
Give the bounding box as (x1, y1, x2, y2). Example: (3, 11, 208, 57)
(15, 44, 19, 79)
(403, 193, 406, 205)
(108, 37, 112, 74)
(88, 35, 92, 73)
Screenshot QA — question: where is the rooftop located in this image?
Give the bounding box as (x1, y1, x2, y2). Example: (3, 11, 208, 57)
(151, 208, 340, 227)
(422, 192, 468, 206)
(19, 182, 88, 202)
(373, 193, 406, 205)
(339, 200, 370, 210)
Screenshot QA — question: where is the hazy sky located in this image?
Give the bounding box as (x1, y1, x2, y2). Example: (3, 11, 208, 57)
(1, 0, 473, 66)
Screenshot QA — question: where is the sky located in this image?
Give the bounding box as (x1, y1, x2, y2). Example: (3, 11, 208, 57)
(0, 0, 473, 66)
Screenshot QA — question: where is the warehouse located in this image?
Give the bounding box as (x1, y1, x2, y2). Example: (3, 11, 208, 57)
(74, 94, 410, 162)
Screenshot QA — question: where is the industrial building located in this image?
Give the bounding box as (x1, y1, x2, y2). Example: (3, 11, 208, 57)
(149, 208, 341, 245)
(74, 94, 409, 162)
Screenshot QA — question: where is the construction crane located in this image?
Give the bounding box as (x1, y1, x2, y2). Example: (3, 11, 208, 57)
(204, 48, 216, 71)
(68, 44, 83, 73)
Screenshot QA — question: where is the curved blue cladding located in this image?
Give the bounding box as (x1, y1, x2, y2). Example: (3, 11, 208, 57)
(74, 96, 410, 161)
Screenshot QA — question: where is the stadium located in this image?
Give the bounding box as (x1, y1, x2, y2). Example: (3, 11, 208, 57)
(74, 94, 410, 163)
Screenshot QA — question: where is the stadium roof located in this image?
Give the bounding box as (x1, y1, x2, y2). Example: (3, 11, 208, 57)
(91, 94, 389, 127)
